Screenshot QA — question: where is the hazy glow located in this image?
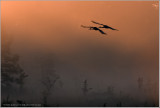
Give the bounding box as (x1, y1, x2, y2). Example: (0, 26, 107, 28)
(1, 1, 159, 106)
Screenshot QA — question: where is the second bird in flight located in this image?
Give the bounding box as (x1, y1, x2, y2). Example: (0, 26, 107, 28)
(81, 21, 118, 35)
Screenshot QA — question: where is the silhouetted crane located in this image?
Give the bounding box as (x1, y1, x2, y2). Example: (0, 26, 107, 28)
(91, 21, 119, 31)
(81, 25, 106, 35)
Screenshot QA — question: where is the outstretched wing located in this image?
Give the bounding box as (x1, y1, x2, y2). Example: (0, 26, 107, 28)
(98, 29, 107, 35)
(81, 25, 91, 28)
(99, 25, 119, 31)
(92, 21, 119, 31)
(107, 26, 118, 31)
(91, 21, 103, 25)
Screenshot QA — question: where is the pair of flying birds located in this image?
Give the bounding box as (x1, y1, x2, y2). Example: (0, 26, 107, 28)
(81, 21, 118, 35)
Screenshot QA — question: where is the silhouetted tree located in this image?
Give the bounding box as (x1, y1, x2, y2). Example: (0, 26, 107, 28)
(1, 35, 28, 89)
(82, 80, 92, 96)
(42, 74, 59, 106)
(40, 54, 60, 106)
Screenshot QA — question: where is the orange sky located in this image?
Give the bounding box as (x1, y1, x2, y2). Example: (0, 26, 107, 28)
(1, 1, 159, 104)
(1, 1, 159, 51)
(1, 1, 159, 62)
(2, 1, 159, 69)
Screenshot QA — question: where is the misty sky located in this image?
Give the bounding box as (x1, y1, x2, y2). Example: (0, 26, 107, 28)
(1, 1, 159, 106)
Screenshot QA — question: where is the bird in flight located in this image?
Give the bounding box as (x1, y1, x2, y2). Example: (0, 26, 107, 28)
(91, 21, 118, 31)
(81, 25, 107, 35)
